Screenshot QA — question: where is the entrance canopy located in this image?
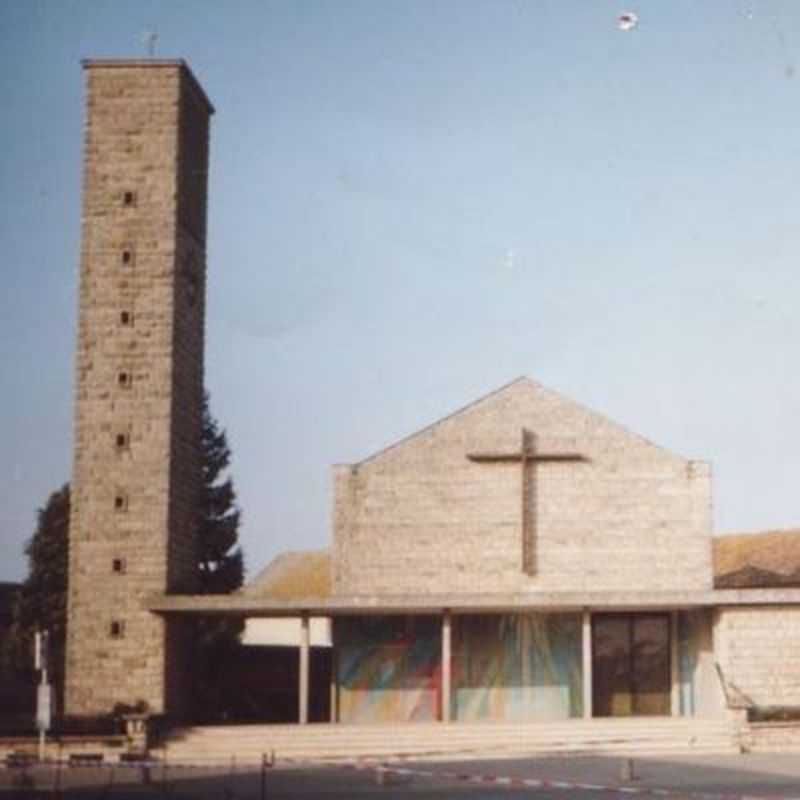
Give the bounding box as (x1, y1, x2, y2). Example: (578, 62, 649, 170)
(147, 586, 800, 617)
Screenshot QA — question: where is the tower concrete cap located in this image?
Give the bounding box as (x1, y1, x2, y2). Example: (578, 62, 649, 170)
(81, 58, 215, 115)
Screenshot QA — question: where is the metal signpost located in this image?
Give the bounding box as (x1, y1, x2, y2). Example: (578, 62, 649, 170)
(34, 630, 52, 762)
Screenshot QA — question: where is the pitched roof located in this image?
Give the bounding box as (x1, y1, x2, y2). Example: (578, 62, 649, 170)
(243, 550, 331, 600)
(354, 377, 528, 466)
(354, 376, 685, 467)
(714, 530, 800, 589)
(242, 531, 800, 601)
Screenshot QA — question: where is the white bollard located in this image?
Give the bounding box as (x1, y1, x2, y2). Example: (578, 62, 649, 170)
(620, 757, 636, 782)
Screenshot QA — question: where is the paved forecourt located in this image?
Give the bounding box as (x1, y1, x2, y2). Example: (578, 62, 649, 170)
(4, 753, 800, 799)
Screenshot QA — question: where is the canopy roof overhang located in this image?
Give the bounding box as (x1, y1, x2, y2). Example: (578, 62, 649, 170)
(147, 587, 800, 617)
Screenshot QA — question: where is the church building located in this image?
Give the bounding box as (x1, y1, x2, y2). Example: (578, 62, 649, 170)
(65, 59, 800, 746)
(157, 373, 800, 733)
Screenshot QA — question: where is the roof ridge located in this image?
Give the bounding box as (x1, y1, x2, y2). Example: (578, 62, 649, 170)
(355, 377, 530, 466)
(353, 376, 691, 467)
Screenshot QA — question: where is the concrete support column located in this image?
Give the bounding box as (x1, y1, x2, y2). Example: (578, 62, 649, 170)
(329, 644, 338, 723)
(670, 610, 680, 717)
(442, 610, 452, 722)
(582, 609, 592, 720)
(299, 612, 310, 725)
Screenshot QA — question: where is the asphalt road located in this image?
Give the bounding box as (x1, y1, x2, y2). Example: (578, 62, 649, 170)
(3, 752, 800, 798)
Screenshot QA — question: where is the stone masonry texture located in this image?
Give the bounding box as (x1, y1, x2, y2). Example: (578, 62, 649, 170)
(333, 378, 713, 596)
(714, 606, 800, 707)
(65, 61, 212, 717)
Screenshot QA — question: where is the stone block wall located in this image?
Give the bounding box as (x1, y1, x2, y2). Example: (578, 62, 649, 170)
(333, 379, 712, 595)
(714, 606, 800, 708)
(746, 722, 800, 752)
(65, 61, 212, 716)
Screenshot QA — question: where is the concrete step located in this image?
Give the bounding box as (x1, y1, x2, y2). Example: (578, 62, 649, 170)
(165, 740, 737, 757)
(170, 721, 734, 740)
(162, 718, 740, 763)
(167, 727, 734, 745)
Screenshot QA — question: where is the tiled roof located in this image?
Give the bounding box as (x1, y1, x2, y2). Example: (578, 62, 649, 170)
(714, 530, 800, 589)
(243, 550, 331, 600)
(241, 531, 800, 599)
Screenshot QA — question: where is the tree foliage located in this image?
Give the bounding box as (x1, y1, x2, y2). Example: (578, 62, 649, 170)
(190, 394, 245, 719)
(196, 392, 244, 595)
(6, 485, 70, 712)
(17, 485, 70, 640)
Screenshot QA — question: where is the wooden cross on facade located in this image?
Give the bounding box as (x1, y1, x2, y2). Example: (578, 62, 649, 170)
(467, 429, 587, 576)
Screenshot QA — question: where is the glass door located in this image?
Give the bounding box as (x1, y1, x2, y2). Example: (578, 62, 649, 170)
(592, 614, 671, 717)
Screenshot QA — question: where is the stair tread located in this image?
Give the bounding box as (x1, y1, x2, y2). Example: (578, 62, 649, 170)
(162, 718, 739, 762)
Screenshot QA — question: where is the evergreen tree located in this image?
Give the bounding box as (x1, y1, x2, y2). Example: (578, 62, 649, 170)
(190, 394, 245, 719)
(196, 392, 244, 595)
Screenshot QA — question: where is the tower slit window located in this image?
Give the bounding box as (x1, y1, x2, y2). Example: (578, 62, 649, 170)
(110, 620, 125, 638)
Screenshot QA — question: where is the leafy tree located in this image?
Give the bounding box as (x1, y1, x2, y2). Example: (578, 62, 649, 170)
(0, 583, 32, 721)
(11, 485, 70, 712)
(18, 485, 70, 637)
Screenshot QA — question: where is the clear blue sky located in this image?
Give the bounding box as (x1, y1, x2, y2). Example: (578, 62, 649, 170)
(2, 0, 800, 582)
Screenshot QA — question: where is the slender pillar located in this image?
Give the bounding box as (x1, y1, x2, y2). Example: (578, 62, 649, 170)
(329, 643, 338, 723)
(670, 610, 680, 717)
(299, 613, 310, 724)
(582, 609, 592, 719)
(442, 610, 452, 722)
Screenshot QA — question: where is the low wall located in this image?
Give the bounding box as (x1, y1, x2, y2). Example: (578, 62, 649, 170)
(0, 735, 127, 763)
(746, 722, 800, 753)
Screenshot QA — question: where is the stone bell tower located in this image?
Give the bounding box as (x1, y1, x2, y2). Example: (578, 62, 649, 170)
(65, 60, 213, 716)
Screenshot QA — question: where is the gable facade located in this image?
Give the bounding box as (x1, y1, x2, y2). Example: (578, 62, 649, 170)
(333, 378, 712, 597)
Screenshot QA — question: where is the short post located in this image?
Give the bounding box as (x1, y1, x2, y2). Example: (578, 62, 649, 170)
(225, 754, 236, 799)
(54, 750, 63, 799)
(620, 757, 636, 782)
(161, 749, 169, 796)
(261, 753, 268, 800)
(105, 764, 116, 796)
(123, 713, 150, 757)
